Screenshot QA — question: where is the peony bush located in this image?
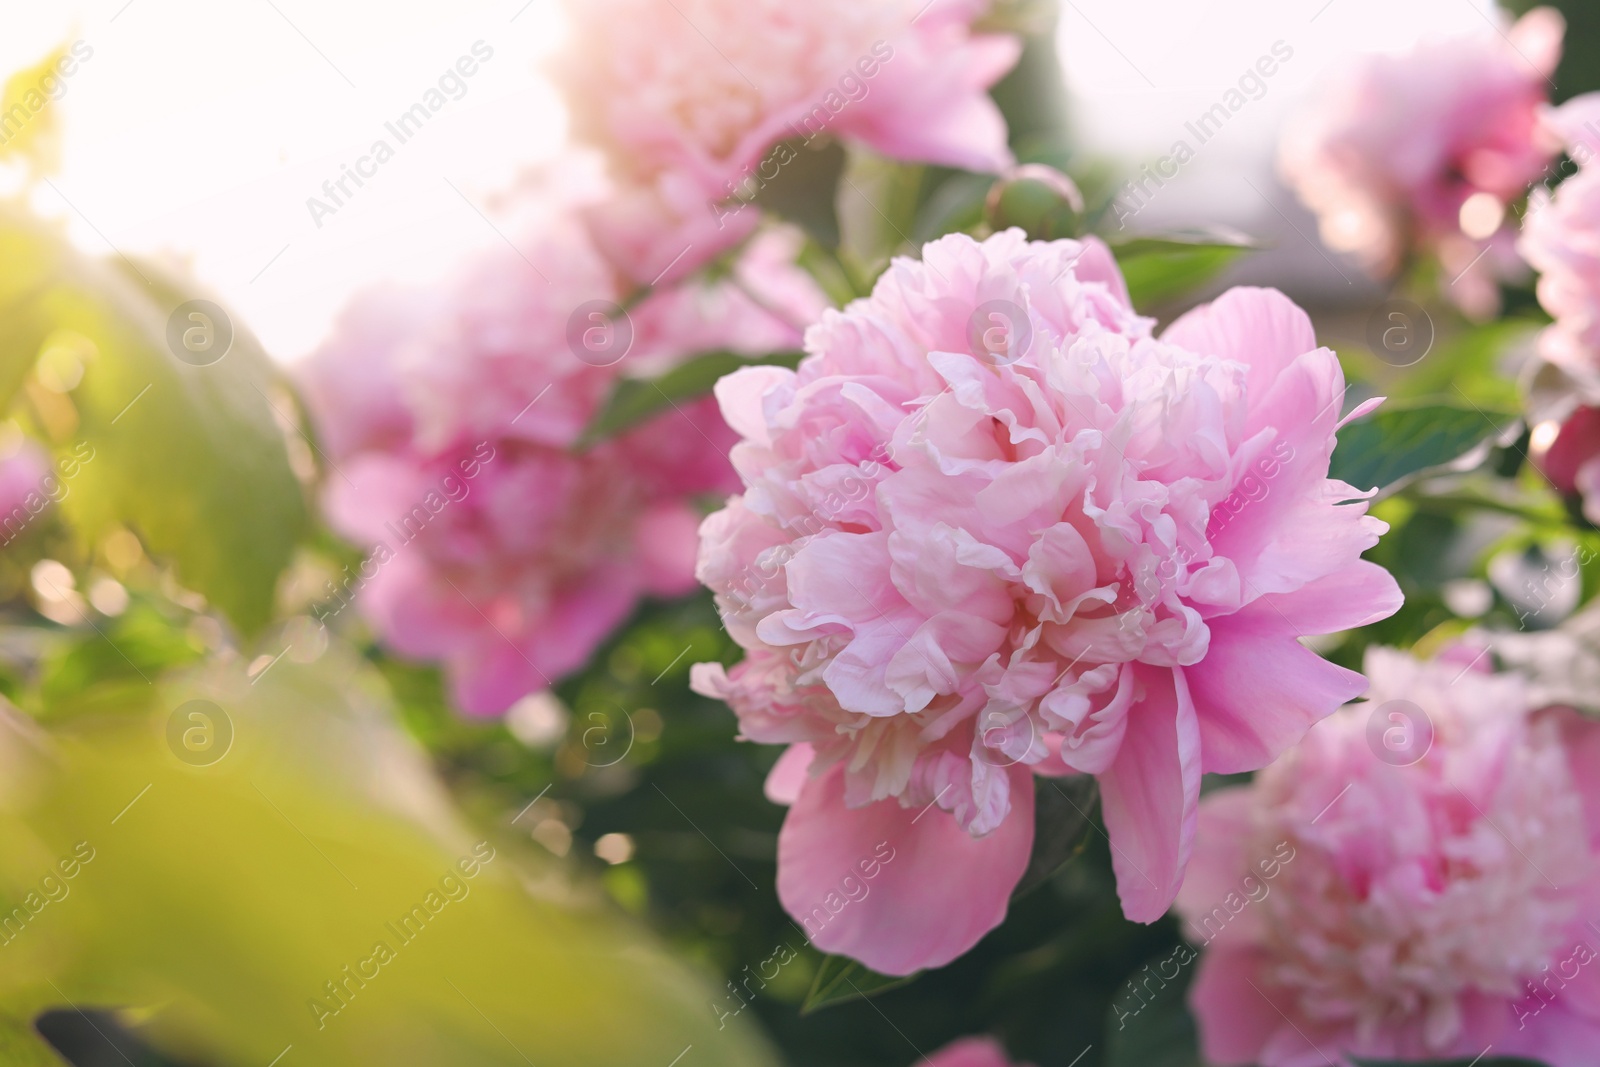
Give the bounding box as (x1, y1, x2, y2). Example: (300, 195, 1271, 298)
(11, 1, 1600, 1064)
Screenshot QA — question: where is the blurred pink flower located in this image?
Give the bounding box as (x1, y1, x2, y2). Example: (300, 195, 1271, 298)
(1531, 404, 1600, 522)
(1280, 8, 1562, 299)
(1178, 647, 1600, 1066)
(692, 230, 1401, 974)
(926, 1036, 1032, 1067)
(0, 442, 53, 545)
(1521, 93, 1600, 385)
(555, 0, 1021, 284)
(301, 219, 824, 715)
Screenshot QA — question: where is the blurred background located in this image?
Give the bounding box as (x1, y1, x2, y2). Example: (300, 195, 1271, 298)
(0, 2, 1594, 1065)
(2, 0, 1580, 363)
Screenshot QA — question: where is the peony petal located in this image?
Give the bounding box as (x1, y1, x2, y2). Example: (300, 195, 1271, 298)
(1185, 605, 1371, 775)
(1187, 946, 1285, 1066)
(1510, 6, 1566, 78)
(1496, 1000, 1600, 1066)
(765, 743, 816, 806)
(1162, 287, 1318, 404)
(1098, 665, 1202, 924)
(924, 1035, 1027, 1067)
(1243, 559, 1404, 636)
(714, 365, 795, 448)
(1072, 237, 1133, 308)
(1547, 707, 1600, 853)
(1173, 787, 1267, 946)
(778, 762, 1034, 975)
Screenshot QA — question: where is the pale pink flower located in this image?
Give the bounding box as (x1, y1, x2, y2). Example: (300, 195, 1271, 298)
(926, 1036, 1032, 1067)
(0, 442, 54, 545)
(295, 284, 432, 462)
(1521, 93, 1600, 386)
(301, 220, 824, 715)
(693, 230, 1401, 974)
(555, 0, 1021, 283)
(1280, 8, 1563, 287)
(1178, 648, 1600, 1067)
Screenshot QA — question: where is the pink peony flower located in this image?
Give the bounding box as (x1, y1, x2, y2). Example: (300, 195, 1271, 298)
(1280, 8, 1563, 298)
(692, 229, 1402, 974)
(296, 284, 435, 462)
(554, 0, 1022, 284)
(1177, 647, 1600, 1067)
(1531, 404, 1600, 523)
(926, 1036, 1032, 1067)
(0, 441, 54, 546)
(1521, 93, 1600, 387)
(302, 219, 824, 715)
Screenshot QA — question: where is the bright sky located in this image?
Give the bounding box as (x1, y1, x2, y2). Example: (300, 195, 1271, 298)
(1, 0, 1502, 362)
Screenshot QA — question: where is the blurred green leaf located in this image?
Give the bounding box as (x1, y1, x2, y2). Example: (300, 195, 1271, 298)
(0, 1014, 66, 1065)
(0, 44, 71, 177)
(913, 171, 994, 244)
(1101, 953, 1200, 1067)
(837, 150, 925, 275)
(1330, 401, 1519, 496)
(0, 209, 309, 635)
(579, 350, 801, 446)
(34, 599, 204, 720)
(0, 637, 780, 1067)
(990, 23, 1073, 164)
(1012, 776, 1098, 899)
(796, 238, 863, 306)
(753, 140, 847, 249)
(1373, 318, 1534, 408)
(800, 956, 917, 1015)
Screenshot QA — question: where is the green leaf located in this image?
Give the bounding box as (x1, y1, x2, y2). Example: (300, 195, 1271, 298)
(1367, 319, 1534, 408)
(912, 171, 994, 243)
(1330, 400, 1519, 496)
(0, 1014, 67, 1065)
(0, 635, 782, 1067)
(0, 208, 309, 635)
(579, 350, 802, 446)
(989, 25, 1074, 163)
(753, 140, 847, 249)
(35, 598, 204, 720)
(800, 955, 918, 1015)
(837, 150, 925, 274)
(1119, 246, 1248, 308)
(796, 238, 863, 306)
(0, 44, 72, 177)
(1106, 227, 1263, 259)
(1110, 228, 1260, 308)
(1012, 775, 1098, 899)
(1102, 949, 1200, 1067)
